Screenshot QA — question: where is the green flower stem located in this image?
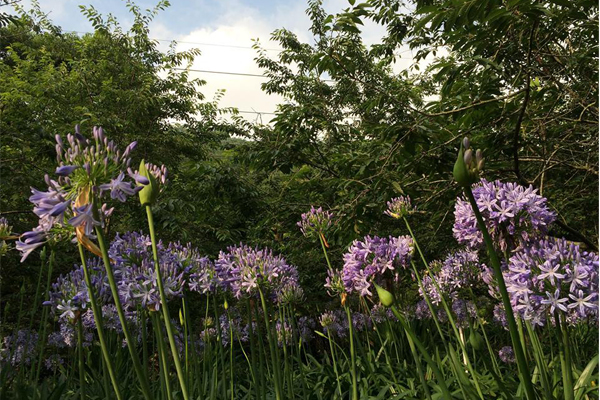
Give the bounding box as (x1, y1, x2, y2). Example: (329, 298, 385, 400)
(226, 308, 234, 400)
(152, 311, 173, 400)
(326, 328, 343, 398)
(77, 242, 123, 400)
(390, 305, 452, 398)
(318, 234, 333, 271)
(405, 323, 432, 400)
(254, 302, 268, 400)
(464, 187, 536, 400)
(556, 313, 574, 400)
(212, 300, 228, 399)
(344, 305, 359, 400)
(145, 205, 190, 400)
(76, 318, 85, 400)
(35, 250, 54, 383)
(93, 221, 152, 400)
(247, 301, 261, 400)
(141, 311, 149, 381)
(258, 287, 283, 400)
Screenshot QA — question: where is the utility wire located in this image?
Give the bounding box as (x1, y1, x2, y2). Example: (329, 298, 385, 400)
(172, 67, 335, 82)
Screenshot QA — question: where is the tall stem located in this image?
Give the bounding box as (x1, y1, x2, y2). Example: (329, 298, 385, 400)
(77, 243, 123, 400)
(153, 311, 173, 400)
(258, 287, 283, 400)
(464, 187, 536, 400)
(76, 319, 86, 400)
(93, 221, 152, 400)
(145, 205, 189, 400)
(344, 306, 359, 400)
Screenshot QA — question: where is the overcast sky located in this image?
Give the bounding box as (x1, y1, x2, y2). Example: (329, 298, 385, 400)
(17, 0, 426, 123)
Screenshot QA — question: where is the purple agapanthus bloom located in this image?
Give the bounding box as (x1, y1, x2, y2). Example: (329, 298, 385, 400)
(503, 237, 598, 325)
(215, 244, 300, 302)
(16, 227, 47, 262)
(342, 235, 414, 296)
(419, 249, 485, 305)
(453, 179, 556, 252)
(384, 196, 415, 219)
(19, 125, 145, 262)
(498, 346, 516, 363)
(324, 268, 345, 297)
(109, 231, 189, 311)
(0, 330, 39, 367)
(297, 206, 333, 239)
(68, 204, 101, 236)
(99, 172, 141, 202)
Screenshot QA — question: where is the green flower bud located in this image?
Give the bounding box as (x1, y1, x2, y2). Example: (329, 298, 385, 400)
(224, 299, 229, 310)
(469, 329, 484, 351)
(138, 159, 159, 206)
(453, 143, 471, 187)
(375, 284, 395, 308)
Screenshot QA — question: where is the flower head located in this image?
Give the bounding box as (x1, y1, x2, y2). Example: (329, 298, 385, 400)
(384, 196, 415, 219)
(297, 206, 333, 239)
(453, 179, 556, 252)
(503, 237, 598, 325)
(342, 235, 414, 296)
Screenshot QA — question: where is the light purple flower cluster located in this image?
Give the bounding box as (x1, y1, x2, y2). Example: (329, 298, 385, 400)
(342, 235, 414, 296)
(504, 237, 598, 326)
(419, 250, 484, 305)
(0, 330, 39, 367)
(453, 179, 556, 251)
(215, 244, 300, 302)
(109, 231, 189, 311)
(384, 196, 415, 219)
(319, 310, 372, 338)
(498, 346, 515, 363)
(17, 126, 146, 262)
(44, 259, 110, 322)
(297, 206, 333, 239)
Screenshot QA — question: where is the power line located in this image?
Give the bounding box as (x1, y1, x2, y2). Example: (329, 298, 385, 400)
(172, 67, 336, 82)
(64, 30, 283, 52)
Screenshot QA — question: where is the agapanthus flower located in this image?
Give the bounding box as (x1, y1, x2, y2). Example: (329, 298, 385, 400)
(215, 244, 300, 301)
(0, 217, 12, 238)
(44, 354, 65, 371)
(0, 330, 39, 367)
(453, 179, 556, 252)
(384, 196, 415, 219)
(342, 235, 414, 296)
(297, 316, 316, 343)
(18, 125, 145, 262)
(319, 309, 370, 339)
(503, 237, 598, 325)
(498, 346, 515, 363)
(370, 303, 397, 324)
(188, 256, 220, 295)
(324, 268, 345, 297)
(419, 250, 485, 305)
(109, 231, 189, 311)
(45, 259, 110, 322)
(297, 206, 333, 239)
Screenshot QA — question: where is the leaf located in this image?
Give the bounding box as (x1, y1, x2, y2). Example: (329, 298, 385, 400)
(575, 355, 599, 400)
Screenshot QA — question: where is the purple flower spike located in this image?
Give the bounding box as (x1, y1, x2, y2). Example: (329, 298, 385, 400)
(297, 206, 333, 239)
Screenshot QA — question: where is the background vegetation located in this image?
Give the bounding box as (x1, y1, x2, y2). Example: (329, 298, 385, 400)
(1, 0, 598, 320)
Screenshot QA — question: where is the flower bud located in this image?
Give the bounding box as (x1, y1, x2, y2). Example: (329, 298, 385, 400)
(224, 299, 229, 310)
(462, 137, 470, 149)
(453, 144, 471, 187)
(137, 160, 159, 206)
(463, 149, 473, 166)
(375, 284, 395, 307)
(475, 149, 482, 165)
(469, 329, 484, 351)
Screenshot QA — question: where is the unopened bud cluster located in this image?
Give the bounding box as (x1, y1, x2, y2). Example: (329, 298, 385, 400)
(453, 137, 484, 187)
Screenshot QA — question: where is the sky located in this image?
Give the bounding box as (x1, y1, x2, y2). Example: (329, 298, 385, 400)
(15, 0, 427, 123)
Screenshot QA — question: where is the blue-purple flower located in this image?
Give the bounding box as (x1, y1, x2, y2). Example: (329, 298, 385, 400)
(503, 237, 598, 325)
(297, 206, 333, 239)
(342, 235, 414, 296)
(384, 196, 415, 219)
(453, 179, 556, 251)
(215, 244, 300, 302)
